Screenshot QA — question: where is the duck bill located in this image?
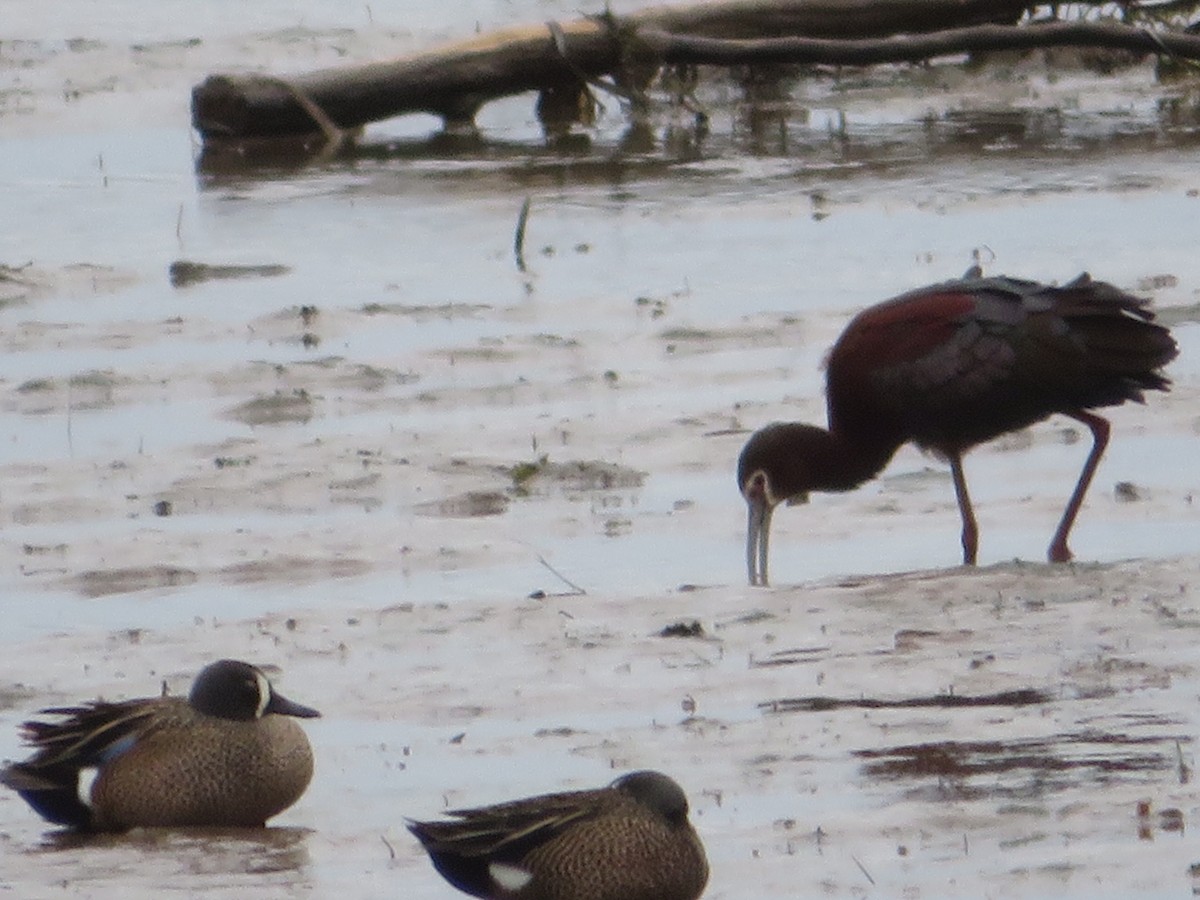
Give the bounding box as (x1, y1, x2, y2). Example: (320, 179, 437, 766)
(746, 495, 774, 587)
(265, 691, 321, 719)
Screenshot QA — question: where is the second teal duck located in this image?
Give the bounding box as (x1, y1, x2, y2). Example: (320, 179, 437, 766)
(408, 769, 709, 900)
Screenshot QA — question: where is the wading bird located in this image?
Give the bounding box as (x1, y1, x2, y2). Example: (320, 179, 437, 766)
(738, 272, 1178, 585)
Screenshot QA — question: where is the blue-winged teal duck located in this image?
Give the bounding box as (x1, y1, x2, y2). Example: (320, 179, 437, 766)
(0, 659, 319, 831)
(408, 769, 708, 900)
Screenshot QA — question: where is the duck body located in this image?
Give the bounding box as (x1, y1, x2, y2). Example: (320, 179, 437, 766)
(1, 659, 319, 831)
(408, 770, 708, 900)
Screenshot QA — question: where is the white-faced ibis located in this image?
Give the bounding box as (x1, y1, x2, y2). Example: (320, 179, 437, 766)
(738, 272, 1178, 585)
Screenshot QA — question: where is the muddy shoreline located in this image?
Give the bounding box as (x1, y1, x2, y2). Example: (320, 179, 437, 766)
(3, 5, 1200, 897)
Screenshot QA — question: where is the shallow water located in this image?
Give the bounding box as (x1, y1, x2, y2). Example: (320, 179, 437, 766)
(2, 2, 1200, 897)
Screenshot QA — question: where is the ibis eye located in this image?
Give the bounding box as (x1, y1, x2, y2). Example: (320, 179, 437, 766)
(745, 472, 767, 499)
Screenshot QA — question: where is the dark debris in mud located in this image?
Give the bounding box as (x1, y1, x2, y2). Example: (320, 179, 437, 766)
(169, 260, 290, 288)
(224, 390, 315, 426)
(0, 261, 35, 305)
(659, 619, 706, 639)
(71, 565, 199, 598)
(759, 688, 1053, 713)
(414, 490, 510, 518)
(0, 683, 40, 712)
(504, 457, 646, 495)
(855, 730, 1193, 800)
(749, 646, 831, 668)
(360, 301, 491, 320)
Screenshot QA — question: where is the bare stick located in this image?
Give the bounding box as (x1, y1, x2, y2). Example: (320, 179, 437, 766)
(632, 21, 1195, 67)
(269, 77, 357, 153)
(851, 854, 876, 885)
(514, 197, 532, 272)
(66, 380, 74, 457)
(537, 553, 587, 595)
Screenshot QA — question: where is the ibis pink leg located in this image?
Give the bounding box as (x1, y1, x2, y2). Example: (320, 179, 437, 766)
(1048, 411, 1110, 563)
(948, 452, 979, 565)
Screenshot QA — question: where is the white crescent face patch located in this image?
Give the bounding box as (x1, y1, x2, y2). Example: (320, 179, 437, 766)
(489, 862, 534, 893)
(254, 670, 271, 719)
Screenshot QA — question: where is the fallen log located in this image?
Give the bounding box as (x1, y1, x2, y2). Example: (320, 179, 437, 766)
(191, 0, 1196, 148)
(192, 0, 1034, 143)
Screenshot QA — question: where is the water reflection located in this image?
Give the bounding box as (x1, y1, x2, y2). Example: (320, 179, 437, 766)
(24, 826, 313, 886)
(195, 85, 1200, 210)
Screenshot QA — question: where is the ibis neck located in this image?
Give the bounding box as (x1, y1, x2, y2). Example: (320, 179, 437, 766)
(804, 425, 900, 493)
(739, 421, 902, 503)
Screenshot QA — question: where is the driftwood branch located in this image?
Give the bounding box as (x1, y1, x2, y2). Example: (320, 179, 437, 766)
(190, 0, 1198, 146)
(634, 20, 1194, 66)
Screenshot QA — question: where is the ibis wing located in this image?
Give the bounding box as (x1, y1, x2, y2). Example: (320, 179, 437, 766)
(833, 275, 1175, 450)
(828, 283, 1021, 444)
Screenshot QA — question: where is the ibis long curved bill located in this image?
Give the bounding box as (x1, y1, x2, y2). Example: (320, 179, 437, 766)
(745, 488, 773, 587)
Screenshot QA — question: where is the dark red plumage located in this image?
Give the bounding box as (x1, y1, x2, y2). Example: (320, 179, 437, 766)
(738, 272, 1178, 585)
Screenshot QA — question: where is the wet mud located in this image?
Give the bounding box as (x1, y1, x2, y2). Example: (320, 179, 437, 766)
(3, 3, 1200, 898)
(856, 730, 1188, 800)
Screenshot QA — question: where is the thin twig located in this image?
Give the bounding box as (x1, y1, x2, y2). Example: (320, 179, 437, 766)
(547, 17, 640, 108)
(851, 854, 876, 885)
(381, 834, 396, 860)
(66, 380, 74, 458)
(1132, 0, 1200, 17)
(514, 197, 532, 272)
(269, 77, 357, 157)
(537, 553, 587, 595)
(546, 19, 604, 121)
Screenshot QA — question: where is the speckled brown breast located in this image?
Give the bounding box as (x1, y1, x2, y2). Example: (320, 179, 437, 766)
(516, 794, 708, 900)
(88, 699, 314, 829)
